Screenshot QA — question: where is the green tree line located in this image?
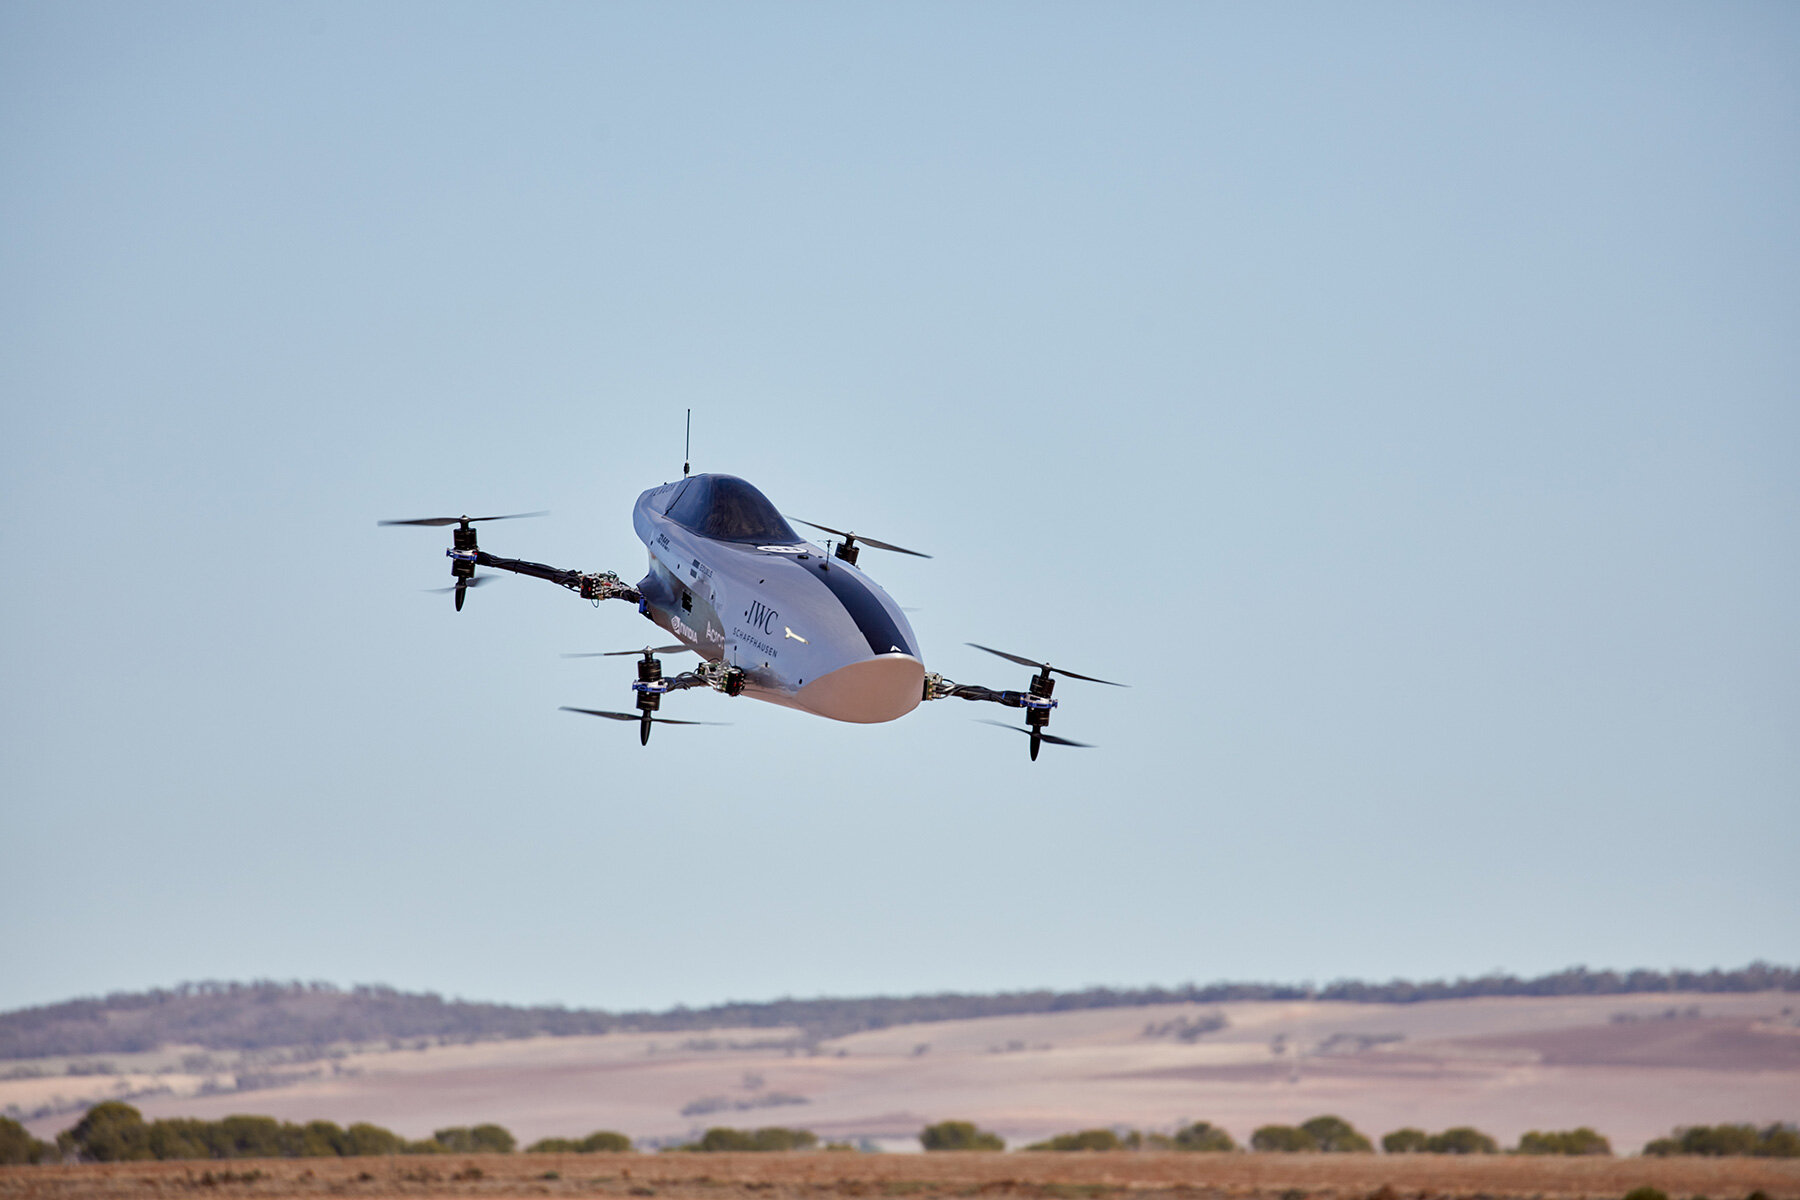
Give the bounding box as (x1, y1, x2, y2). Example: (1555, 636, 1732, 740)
(1643, 1125, 1800, 1158)
(1015, 1123, 1238, 1152)
(526, 1131, 634, 1153)
(986, 1118, 1797, 1158)
(9, 1106, 1795, 1165)
(667, 1127, 817, 1152)
(8, 1102, 627, 1163)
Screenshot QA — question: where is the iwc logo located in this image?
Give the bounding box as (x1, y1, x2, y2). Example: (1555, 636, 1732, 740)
(743, 600, 779, 636)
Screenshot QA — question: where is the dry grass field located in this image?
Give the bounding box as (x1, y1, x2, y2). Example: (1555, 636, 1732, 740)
(4, 1151, 1799, 1200)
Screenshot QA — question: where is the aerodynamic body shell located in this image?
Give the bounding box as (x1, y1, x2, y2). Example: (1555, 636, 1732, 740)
(632, 475, 924, 723)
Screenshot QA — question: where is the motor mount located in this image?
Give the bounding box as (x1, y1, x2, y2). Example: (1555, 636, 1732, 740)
(633, 653, 666, 714)
(449, 523, 478, 609)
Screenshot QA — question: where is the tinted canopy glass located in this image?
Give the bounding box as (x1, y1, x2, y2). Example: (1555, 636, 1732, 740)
(663, 474, 801, 544)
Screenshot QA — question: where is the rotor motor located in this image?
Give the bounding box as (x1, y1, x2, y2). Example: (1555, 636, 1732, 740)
(450, 522, 478, 581)
(634, 654, 664, 714)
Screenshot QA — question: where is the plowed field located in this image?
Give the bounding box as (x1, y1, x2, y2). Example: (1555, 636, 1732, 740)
(5, 1153, 1798, 1200)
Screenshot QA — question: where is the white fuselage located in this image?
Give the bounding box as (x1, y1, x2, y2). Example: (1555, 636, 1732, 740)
(632, 479, 924, 723)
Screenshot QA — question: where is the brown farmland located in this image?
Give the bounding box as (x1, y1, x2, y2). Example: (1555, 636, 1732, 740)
(9, 993, 1798, 1158)
(5, 1151, 1800, 1200)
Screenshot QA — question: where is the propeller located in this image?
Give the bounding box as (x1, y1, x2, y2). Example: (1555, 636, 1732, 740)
(559, 707, 724, 726)
(561, 705, 727, 746)
(787, 517, 930, 559)
(966, 643, 1127, 686)
(425, 575, 500, 594)
(378, 511, 547, 527)
(561, 645, 691, 659)
(380, 510, 545, 612)
(981, 719, 1091, 762)
(978, 719, 1093, 749)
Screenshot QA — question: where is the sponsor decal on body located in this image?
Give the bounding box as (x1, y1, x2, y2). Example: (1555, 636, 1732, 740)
(733, 629, 780, 660)
(743, 599, 779, 636)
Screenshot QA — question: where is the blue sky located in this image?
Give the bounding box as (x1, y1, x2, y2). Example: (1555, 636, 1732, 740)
(2, 2, 1795, 1016)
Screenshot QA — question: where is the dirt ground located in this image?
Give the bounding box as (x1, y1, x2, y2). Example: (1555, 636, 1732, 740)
(4, 1152, 1798, 1200)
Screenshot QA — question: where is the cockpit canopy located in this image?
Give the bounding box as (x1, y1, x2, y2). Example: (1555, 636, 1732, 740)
(662, 474, 801, 544)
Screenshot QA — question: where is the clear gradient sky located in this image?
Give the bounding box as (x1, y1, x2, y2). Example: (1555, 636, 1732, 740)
(2, 2, 1796, 1015)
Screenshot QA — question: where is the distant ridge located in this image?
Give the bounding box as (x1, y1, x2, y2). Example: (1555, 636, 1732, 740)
(3, 964, 1793, 1061)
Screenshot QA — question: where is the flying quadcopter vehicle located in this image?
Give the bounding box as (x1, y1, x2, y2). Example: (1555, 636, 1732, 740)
(381, 442, 1123, 760)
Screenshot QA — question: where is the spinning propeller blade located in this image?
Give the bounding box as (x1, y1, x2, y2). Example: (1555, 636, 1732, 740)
(559, 707, 725, 727)
(788, 517, 930, 558)
(560, 645, 690, 659)
(378, 511, 547, 527)
(966, 643, 1126, 686)
(424, 575, 500, 593)
(978, 719, 1093, 749)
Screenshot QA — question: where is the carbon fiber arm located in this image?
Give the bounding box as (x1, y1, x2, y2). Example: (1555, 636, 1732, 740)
(468, 550, 641, 603)
(921, 675, 1041, 710)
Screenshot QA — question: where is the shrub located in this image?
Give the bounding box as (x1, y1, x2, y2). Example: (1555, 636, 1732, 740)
(57, 1109, 418, 1162)
(1684, 1126, 1758, 1157)
(1641, 1125, 1799, 1158)
(144, 1118, 211, 1161)
(920, 1121, 1004, 1151)
(427, 1124, 516, 1154)
(1622, 1188, 1668, 1200)
(1758, 1126, 1800, 1158)
(1519, 1128, 1612, 1156)
(295, 1120, 349, 1157)
(1426, 1127, 1497, 1155)
(59, 1102, 152, 1162)
(0, 1116, 53, 1165)
(1382, 1129, 1429, 1154)
(344, 1122, 408, 1156)
(54, 1103, 424, 1162)
(527, 1131, 633, 1153)
(1025, 1129, 1122, 1152)
(1301, 1116, 1373, 1153)
(1172, 1122, 1237, 1152)
(681, 1127, 817, 1152)
(1252, 1125, 1315, 1152)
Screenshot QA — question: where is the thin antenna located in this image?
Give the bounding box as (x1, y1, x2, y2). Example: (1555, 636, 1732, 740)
(683, 409, 691, 477)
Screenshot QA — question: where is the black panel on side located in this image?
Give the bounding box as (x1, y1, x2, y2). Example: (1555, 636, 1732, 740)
(802, 558, 914, 658)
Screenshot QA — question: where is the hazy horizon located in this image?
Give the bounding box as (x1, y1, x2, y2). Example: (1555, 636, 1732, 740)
(6, 962, 1795, 1022)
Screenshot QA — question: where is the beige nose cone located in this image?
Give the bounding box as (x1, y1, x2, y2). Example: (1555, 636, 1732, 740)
(793, 654, 925, 723)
